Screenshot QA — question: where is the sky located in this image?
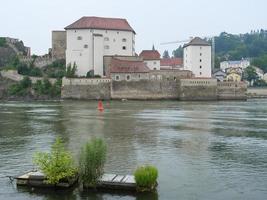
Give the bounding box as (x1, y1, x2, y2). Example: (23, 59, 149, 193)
(1, 0, 267, 56)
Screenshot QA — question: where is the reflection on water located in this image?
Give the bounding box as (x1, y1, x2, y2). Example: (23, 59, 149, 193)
(0, 100, 267, 200)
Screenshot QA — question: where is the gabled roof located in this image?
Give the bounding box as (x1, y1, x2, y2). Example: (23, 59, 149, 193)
(183, 37, 211, 48)
(139, 50, 161, 60)
(65, 16, 135, 34)
(160, 58, 183, 66)
(110, 58, 150, 73)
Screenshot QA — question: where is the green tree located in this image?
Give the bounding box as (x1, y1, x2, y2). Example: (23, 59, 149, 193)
(172, 45, 183, 58)
(33, 137, 77, 185)
(66, 63, 77, 78)
(162, 50, 170, 59)
(243, 66, 258, 86)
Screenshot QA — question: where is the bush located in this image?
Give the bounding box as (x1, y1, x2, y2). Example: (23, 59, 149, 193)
(79, 138, 107, 187)
(8, 76, 31, 96)
(33, 137, 77, 185)
(134, 165, 158, 191)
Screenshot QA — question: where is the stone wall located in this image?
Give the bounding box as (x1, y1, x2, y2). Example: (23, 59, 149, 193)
(111, 80, 180, 100)
(179, 79, 218, 100)
(61, 77, 247, 101)
(217, 82, 247, 100)
(61, 77, 111, 100)
(52, 31, 66, 60)
(0, 70, 57, 84)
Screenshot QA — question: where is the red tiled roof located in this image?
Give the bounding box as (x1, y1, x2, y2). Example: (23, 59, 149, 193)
(110, 58, 150, 73)
(139, 50, 161, 60)
(160, 58, 183, 66)
(65, 16, 135, 34)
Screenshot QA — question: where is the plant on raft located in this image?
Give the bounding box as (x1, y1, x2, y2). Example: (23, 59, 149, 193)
(78, 138, 107, 187)
(134, 165, 158, 191)
(33, 137, 77, 185)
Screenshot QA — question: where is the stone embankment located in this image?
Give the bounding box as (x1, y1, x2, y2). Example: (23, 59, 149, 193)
(247, 87, 267, 98)
(62, 77, 248, 101)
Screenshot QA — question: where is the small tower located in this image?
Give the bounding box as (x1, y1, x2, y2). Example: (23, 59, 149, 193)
(183, 37, 211, 77)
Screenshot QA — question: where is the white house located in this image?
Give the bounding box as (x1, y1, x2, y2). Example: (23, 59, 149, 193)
(65, 16, 136, 76)
(139, 50, 161, 70)
(220, 59, 250, 72)
(183, 37, 212, 77)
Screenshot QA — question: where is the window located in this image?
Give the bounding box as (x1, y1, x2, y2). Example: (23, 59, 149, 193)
(104, 45, 110, 49)
(153, 68, 157, 70)
(115, 75, 120, 81)
(200, 65, 202, 69)
(77, 36, 82, 40)
(153, 61, 157, 65)
(117, 31, 119, 34)
(84, 44, 88, 48)
(200, 59, 202, 62)
(200, 72, 202, 75)
(122, 38, 127, 42)
(200, 53, 202, 56)
(200, 47, 202, 49)
(122, 46, 126, 50)
(126, 74, 131, 81)
(104, 37, 109, 41)
(138, 74, 141, 79)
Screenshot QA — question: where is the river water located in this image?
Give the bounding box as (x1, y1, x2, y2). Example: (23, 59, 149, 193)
(0, 100, 267, 200)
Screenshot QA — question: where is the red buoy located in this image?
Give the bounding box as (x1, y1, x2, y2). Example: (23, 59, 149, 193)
(98, 100, 104, 111)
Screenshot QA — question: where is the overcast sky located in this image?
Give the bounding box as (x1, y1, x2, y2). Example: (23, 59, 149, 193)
(1, 0, 267, 55)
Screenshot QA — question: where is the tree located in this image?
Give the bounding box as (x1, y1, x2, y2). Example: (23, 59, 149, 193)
(172, 46, 183, 58)
(243, 66, 258, 86)
(162, 50, 170, 59)
(152, 44, 155, 51)
(33, 137, 77, 185)
(66, 63, 77, 78)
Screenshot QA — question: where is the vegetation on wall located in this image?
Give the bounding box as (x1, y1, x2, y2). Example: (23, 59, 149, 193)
(42, 59, 66, 79)
(33, 137, 77, 185)
(8, 76, 32, 96)
(78, 138, 107, 187)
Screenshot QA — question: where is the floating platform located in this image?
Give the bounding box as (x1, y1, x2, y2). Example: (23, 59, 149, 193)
(16, 171, 78, 188)
(96, 174, 136, 190)
(16, 171, 136, 191)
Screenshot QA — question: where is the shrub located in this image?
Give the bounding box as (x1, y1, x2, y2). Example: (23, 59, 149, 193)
(79, 138, 107, 187)
(33, 137, 77, 185)
(8, 76, 31, 96)
(134, 165, 158, 191)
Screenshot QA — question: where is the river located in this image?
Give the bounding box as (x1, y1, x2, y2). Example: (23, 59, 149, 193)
(0, 100, 267, 200)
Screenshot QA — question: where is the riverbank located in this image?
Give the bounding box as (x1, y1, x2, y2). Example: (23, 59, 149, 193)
(247, 87, 267, 98)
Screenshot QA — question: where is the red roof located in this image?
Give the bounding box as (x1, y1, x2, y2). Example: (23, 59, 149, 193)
(139, 50, 161, 60)
(65, 16, 135, 34)
(110, 58, 150, 73)
(160, 58, 183, 66)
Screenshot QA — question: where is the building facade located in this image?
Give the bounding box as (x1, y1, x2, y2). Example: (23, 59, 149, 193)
(183, 37, 212, 78)
(65, 16, 136, 77)
(220, 59, 250, 72)
(139, 50, 161, 70)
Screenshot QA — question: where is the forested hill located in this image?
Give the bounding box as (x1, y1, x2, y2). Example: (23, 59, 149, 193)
(215, 30, 267, 72)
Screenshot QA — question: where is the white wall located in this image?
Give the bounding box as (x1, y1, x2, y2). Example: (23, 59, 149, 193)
(144, 60, 160, 70)
(183, 45, 211, 77)
(66, 29, 135, 76)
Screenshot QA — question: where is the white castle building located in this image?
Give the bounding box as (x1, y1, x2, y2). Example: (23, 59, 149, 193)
(65, 16, 136, 76)
(183, 37, 212, 77)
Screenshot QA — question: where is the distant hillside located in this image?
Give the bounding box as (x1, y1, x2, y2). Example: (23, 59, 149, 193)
(0, 37, 30, 67)
(214, 30, 267, 72)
